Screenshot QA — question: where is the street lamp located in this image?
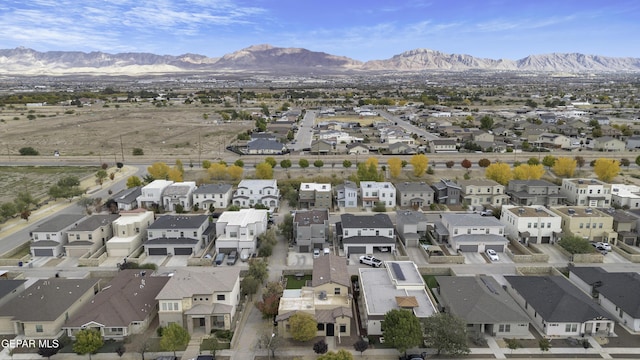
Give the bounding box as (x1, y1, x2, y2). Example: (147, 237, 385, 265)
(268, 333, 275, 360)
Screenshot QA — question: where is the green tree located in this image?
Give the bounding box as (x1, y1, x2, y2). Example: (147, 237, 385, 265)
(73, 328, 103, 359)
(373, 201, 387, 212)
(357, 158, 383, 182)
(126, 176, 142, 188)
(247, 258, 269, 283)
(314, 159, 324, 170)
(317, 349, 354, 360)
(256, 282, 284, 318)
(234, 159, 245, 167)
(132, 148, 144, 156)
(202, 159, 212, 169)
(558, 235, 594, 254)
(160, 323, 190, 357)
(621, 158, 631, 167)
(343, 160, 352, 168)
(288, 312, 317, 341)
(255, 162, 274, 179)
(241, 276, 261, 298)
(539, 338, 551, 354)
(49, 176, 83, 200)
(527, 157, 540, 166)
(383, 309, 423, 356)
(279, 213, 294, 242)
(95, 169, 108, 185)
(299, 159, 310, 170)
(542, 155, 557, 169)
(353, 338, 369, 356)
(265, 157, 277, 168)
(280, 159, 292, 171)
(314, 339, 329, 355)
(18, 146, 39, 156)
(14, 191, 36, 212)
(423, 313, 470, 356)
(480, 115, 494, 130)
(0, 202, 17, 220)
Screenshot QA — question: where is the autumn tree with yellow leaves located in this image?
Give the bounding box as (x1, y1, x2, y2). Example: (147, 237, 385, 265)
(594, 158, 620, 182)
(387, 157, 403, 178)
(485, 162, 513, 185)
(513, 164, 545, 180)
(552, 157, 577, 178)
(410, 154, 429, 177)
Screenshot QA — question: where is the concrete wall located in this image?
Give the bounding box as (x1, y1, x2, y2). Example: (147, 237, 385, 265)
(507, 240, 549, 263)
(614, 243, 640, 263)
(77, 246, 108, 267)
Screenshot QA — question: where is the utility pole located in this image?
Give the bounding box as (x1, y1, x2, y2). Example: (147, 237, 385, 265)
(120, 135, 125, 162)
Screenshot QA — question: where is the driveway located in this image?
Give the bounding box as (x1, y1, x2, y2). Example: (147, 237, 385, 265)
(602, 250, 629, 264)
(535, 244, 570, 264)
(463, 252, 488, 264)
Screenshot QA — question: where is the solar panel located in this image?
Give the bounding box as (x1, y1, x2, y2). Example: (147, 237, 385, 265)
(391, 262, 405, 281)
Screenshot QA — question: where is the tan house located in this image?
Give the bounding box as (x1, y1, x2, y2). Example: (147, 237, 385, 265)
(550, 206, 617, 244)
(276, 254, 352, 338)
(458, 179, 509, 209)
(0, 278, 98, 338)
(65, 214, 120, 257)
(592, 136, 625, 152)
(106, 209, 155, 258)
(155, 267, 241, 335)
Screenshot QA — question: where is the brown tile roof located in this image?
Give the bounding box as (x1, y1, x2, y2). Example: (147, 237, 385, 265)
(311, 254, 350, 288)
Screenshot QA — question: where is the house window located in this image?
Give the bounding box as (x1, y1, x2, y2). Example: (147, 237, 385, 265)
(317, 323, 325, 331)
(454, 229, 458, 235)
(389, 230, 393, 236)
(340, 325, 347, 333)
(36, 325, 43, 333)
(498, 324, 511, 332)
(528, 223, 531, 228)
(565, 324, 578, 332)
(345, 230, 349, 236)
(217, 294, 226, 301)
(467, 229, 471, 234)
(334, 288, 340, 295)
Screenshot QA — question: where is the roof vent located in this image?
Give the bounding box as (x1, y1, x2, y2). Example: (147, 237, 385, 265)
(585, 208, 593, 214)
(319, 291, 327, 300)
(568, 208, 576, 215)
(518, 208, 525, 214)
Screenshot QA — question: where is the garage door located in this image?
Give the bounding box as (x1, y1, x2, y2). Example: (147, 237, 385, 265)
(33, 249, 54, 257)
(174, 248, 193, 255)
(299, 245, 309, 253)
(540, 236, 551, 244)
(219, 248, 237, 254)
(484, 245, 504, 252)
(347, 246, 366, 256)
(148, 248, 168, 256)
(458, 245, 478, 252)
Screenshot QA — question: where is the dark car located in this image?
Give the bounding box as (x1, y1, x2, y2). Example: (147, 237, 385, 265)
(399, 353, 426, 360)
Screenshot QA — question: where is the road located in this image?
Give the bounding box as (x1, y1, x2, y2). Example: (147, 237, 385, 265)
(378, 109, 439, 141)
(288, 109, 316, 151)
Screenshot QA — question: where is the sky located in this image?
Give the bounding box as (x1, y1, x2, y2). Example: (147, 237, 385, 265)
(1, 0, 639, 61)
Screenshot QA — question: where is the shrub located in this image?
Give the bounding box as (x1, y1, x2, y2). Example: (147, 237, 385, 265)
(19, 146, 39, 156)
(132, 148, 144, 156)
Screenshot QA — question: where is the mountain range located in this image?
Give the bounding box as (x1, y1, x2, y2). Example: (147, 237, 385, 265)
(1, 44, 639, 75)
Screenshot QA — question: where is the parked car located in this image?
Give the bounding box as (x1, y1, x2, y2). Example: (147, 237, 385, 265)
(596, 242, 612, 251)
(214, 253, 225, 265)
(313, 248, 320, 259)
(485, 249, 499, 261)
(359, 255, 383, 267)
(592, 243, 609, 254)
(480, 209, 493, 216)
(323, 247, 331, 256)
(399, 353, 426, 360)
(227, 250, 238, 265)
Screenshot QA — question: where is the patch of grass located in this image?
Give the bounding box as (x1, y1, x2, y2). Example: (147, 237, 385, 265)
(422, 275, 439, 289)
(0, 166, 99, 203)
(284, 274, 311, 289)
(200, 337, 231, 352)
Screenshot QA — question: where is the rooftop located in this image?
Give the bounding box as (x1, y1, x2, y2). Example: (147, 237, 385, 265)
(340, 213, 393, 229)
(553, 206, 609, 218)
(148, 214, 209, 230)
(300, 183, 332, 192)
(163, 182, 196, 196)
(70, 214, 120, 231)
(156, 267, 240, 300)
(442, 213, 504, 227)
(505, 206, 555, 218)
(193, 183, 233, 194)
(294, 209, 329, 226)
(395, 182, 434, 192)
(217, 208, 268, 226)
(33, 214, 85, 233)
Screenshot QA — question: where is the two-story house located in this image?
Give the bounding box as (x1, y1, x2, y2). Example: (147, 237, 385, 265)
(435, 213, 507, 253)
(337, 214, 395, 257)
(298, 183, 332, 210)
(359, 261, 437, 335)
(432, 179, 462, 205)
(597, 208, 637, 246)
(215, 209, 268, 254)
(592, 136, 625, 152)
(276, 254, 352, 338)
(550, 206, 616, 244)
(137, 180, 174, 209)
(65, 214, 120, 257)
(360, 181, 396, 208)
(106, 209, 155, 258)
(145, 215, 214, 256)
(111, 186, 141, 211)
(293, 210, 329, 253)
(335, 181, 358, 210)
(162, 181, 197, 212)
(458, 179, 509, 210)
(610, 184, 640, 210)
(156, 268, 241, 335)
(396, 210, 428, 247)
(395, 182, 434, 209)
(232, 179, 280, 211)
(560, 178, 612, 208)
(192, 183, 233, 211)
(500, 205, 562, 244)
(507, 180, 564, 207)
(428, 139, 457, 153)
(30, 214, 85, 257)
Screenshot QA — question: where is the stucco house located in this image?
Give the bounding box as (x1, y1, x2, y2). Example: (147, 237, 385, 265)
(192, 183, 233, 211)
(145, 215, 214, 256)
(335, 181, 358, 210)
(434, 213, 508, 253)
(458, 179, 509, 209)
(360, 181, 396, 208)
(299, 183, 332, 209)
(162, 181, 197, 212)
(507, 180, 565, 207)
(500, 205, 562, 244)
(293, 209, 329, 253)
(550, 206, 616, 244)
(592, 136, 625, 152)
(560, 178, 612, 208)
(215, 209, 268, 254)
(30, 214, 85, 257)
(106, 209, 155, 258)
(395, 182, 434, 209)
(65, 214, 120, 257)
(111, 186, 141, 211)
(337, 213, 396, 257)
(137, 180, 174, 209)
(276, 254, 352, 338)
(232, 179, 280, 211)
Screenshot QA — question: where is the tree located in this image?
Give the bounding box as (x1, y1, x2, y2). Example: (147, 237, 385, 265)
(265, 157, 277, 168)
(542, 155, 557, 169)
(18, 146, 39, 155)
(461, 159, 472, 171)
(241, 276, 261, 298)
(166, 167, 183, 182)
(202, 159, 212, 169)
(485, 162, 513, 185)
(317, 350, 354, 360)
(621, 158, 631, 167)
(575, 156, 586, 169)
(289, 312, 317, 341)
(132, 148, 144, 156)
(383, 309, 423, 356)
(126, 176, 142, 188)
(479, 115, 494, 130)
(423, 313, 470, 356)
(553, 157, 577, 178)
(38, 345, 60, 359)
(255, 162, 274, 179)
(594, 158, 620, 182)
(539, 338, 551, 354)
(527, 157, 540, 166)
(314, 160, 324, 170)
(314, 339, 329, 354)
(410, 154, 429, 177)
(49, 176, 83, 200)
(353, 338, 369, 356)
(159, 323, 190, 357)
(280, 159, 292, 171)
(445, 160, 455, 168)
(505, 338, 521, 354)
(0, 202, 16, 220)
(256, 281, 284, 318)
(208, 162, 228, 180)
(247, 258, 269, 283)
(558, 235, 593, 254)
(387, 157, 403, 178)
(73, 328, 103, 359)
(234, 159, 245, 167)
(278, 213, 294, 242)
(175, 159, 184, 176)
(357, 158, 383, 182)
(147, 162, 171, 180)
(343, 160, 352, 168)
(478, 158, 491, 168)
(259, 332, 281, 359)
(513, 164, 545, 180)
(373, 201, 387, 212)
(227, 165, 244, 180)
(299, 159, 310, 170)
(95, 169, 108, 185)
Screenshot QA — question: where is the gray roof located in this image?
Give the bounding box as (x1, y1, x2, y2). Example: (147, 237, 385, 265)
(72, 214, 120, 231)
(509, 179, 557, 187)
(435, 276, 529, 324)
(247, 138, 285, 151)
(311, 254, 350, 288)
(396, 210, 427, 225)
(433, 179, 461, 190)
(340, 213, 393, 229)
(294, 209, 329, 226)
(193, 183, 233, 195)
(0, 280, 26, 299)
(442, 213, 504, 227)
(112, 186, 142, 203)
(65, 270, 170, 328)
(395, 182, 434, 193)
(0, 278, 98, 321)
(156, 268, 240, 300)
(163, 183, 193, 197)
(148, 215, 209, 230)
(505, 275, 613, 323)
(34, 214, 85, 233)
(570, 267, 640, 318)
